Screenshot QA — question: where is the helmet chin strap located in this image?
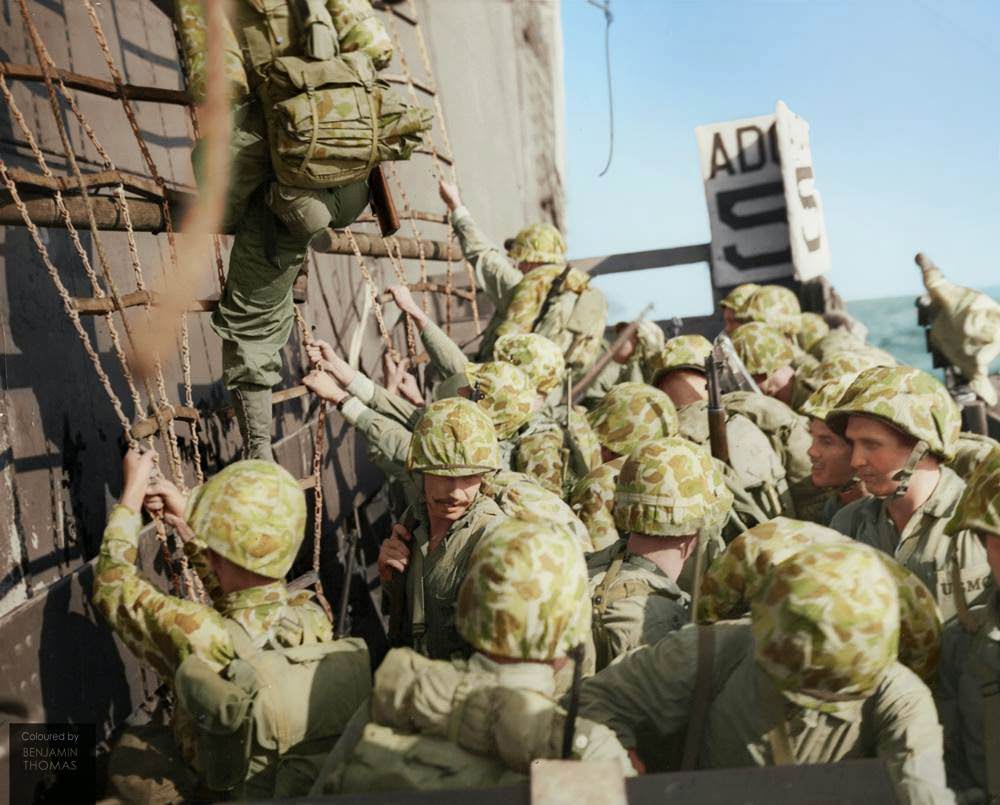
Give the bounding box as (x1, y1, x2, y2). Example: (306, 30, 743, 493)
(886, 439, 930, 501)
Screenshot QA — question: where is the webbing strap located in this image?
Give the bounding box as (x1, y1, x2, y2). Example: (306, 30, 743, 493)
(591, 545, 628, 621)
(680, 625, 715, 770)
(758, 673, 794, 766)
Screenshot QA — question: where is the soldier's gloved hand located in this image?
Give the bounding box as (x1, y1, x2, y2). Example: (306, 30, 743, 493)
(303, 370, 348, 405)
(378, 524, 412, 582)
(438, 180, 462, 212)
(120, 448, 157, 513)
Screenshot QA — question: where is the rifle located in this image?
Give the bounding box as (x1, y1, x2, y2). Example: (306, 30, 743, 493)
(705, 350, 730, 466)
(369, 165, 400, 236)
(335, 508, 362, 639)
(560, 643, 586, 759)
(386, 508, 418, 647)
(531, 264, 574, 332)
(570, 303, 654, 404)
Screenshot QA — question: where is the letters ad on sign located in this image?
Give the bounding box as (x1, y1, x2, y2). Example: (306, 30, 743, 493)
(775, 101, 831, 281)
(696, 113, 793, 287)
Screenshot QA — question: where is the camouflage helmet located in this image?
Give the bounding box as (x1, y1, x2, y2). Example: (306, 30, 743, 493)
(185, 460, 306, 579)
(700, 518, 941, 682)
(614, 437, 733, 537)
(719, 283, 760, 312)
(483, 470, 594, 553)
(737, 285, 802, 336)
(648, 335, 713, 384)
(406, 398, 502, 477)
(799, 375, 858, 423)
(730, 322, 795, 376)
(456, 518, 590, 660)
(506, 223, 567, 265)
(947, 445, 1000, 537)
(752, 543, 900, 709)
(809, 328, 866, 360)
(799, 350, 896, 395)
(587, 382, 678, 457)
(494, 333, 566, 395)
(797, 312, 830, 353)
(827, 366, 961, 460)
(464, 362, 536, 440)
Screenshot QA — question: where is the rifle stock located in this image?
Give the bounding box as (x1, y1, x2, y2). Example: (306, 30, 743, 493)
(369, 165, 400, 236)
(335, 508, 362, 639)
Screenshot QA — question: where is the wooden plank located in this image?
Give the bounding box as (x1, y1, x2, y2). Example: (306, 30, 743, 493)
(131, 405, 199, 440)
(573, 244, 713, 278)
(0, 61, 191, 106)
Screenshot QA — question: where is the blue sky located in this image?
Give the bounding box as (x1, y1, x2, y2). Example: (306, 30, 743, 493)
(561, 0, 999, 320)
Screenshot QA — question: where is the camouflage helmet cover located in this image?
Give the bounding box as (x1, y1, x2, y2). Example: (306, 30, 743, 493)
(799, 350, 895, 395)
(648, 335, 713, 384)
(947, 445, 1000, 537)
(406, 397, 502, 477)
(799, 375, 861, 423)
(752, 543, 901, 709)
(827, 366, 961, 460)
(797, 312, 830, 353)
(506, 223, 567, 265)
(730, 322, 795, 377)
(809, 328, 866, 360)
(456, 518, 590, 660)
(700, 518, 941, 683)
(614, 437, 733, 537)
(185, 460, 306, 579)
(464, 361, 536, 440)
(720, 283, 760, 312)
(494, 333, 566, 395)
(737, 285, 802, 336)
(586, 382, 678, 456)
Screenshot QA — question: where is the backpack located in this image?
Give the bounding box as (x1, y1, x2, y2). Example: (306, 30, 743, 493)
(174, 620, 371, 798)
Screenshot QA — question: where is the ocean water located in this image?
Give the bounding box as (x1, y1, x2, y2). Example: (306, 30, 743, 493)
(846, 285, 1000, 376)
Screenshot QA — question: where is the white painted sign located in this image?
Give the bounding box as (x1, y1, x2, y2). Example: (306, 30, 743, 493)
(775, 101, 831, 281)
(695, 102, 830, 286)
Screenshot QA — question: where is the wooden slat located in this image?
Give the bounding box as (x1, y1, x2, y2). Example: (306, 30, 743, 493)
(0, 61, 191, 106)
(217, 385, 309, 421)
(383, 73, 436, 96)
(298, 475, 320, 491)
(131, 405, 199, 440)
(5, 166, 166, 200)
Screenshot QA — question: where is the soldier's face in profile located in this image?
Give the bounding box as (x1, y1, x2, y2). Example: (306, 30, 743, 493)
(424, 473, 484, 522)
(808, 419, 854, 488)
(844, 415, 917, 497)
(722, 308, 739, 334)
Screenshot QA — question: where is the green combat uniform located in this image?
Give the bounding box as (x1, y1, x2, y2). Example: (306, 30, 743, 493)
(588, 437, 734, 670)
(570, 383, 679, 550)
(936, 447, 1000, 803)
(315, 519, 632, 794)
(448, 212, 607, 373)
(827, 366, 992, 622)
(175, 0, 429, 459)
(95, 461, 369, 800)
(578, 544, 954, 805)
(387, 398, 508, 659)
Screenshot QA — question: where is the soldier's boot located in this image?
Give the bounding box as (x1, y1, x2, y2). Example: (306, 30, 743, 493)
(232, 385, 273, 461)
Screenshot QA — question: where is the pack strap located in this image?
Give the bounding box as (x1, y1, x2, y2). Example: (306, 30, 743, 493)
(591, 543, 629, 621)
(680, 625, 715, 770)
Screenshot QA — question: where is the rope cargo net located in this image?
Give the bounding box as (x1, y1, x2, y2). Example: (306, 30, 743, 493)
(0, 0, 482, 607)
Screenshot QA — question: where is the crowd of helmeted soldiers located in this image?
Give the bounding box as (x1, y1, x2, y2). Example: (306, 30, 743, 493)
(89, 1, 1000, 802)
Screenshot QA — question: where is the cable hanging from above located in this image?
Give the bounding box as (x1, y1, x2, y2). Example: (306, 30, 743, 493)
(586, 0, 614, 177)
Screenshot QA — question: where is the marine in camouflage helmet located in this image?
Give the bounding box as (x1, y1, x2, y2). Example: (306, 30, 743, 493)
(699, 517, 941, 683)
(647, 334, 713, 385)
(946, 445, 1000, 538)
(730, 322, 794, 377)
(736, 285, 802, 337)
(493, 333, 566, 395)
(614, 437, 733, 537)
(464, 361, 536, 440)
(185, 460, 306, 579)
(809, 328, 866, 360)
(799, 374, 862, 423)
(798, 350, 895, 396)
(752, 543, 901, 709)
(797, 312, 830, 353)
(720, 283, 760, 312)
(456, 518, 590, 660)
(406, 398, 502, 477)
(587, 382, 678, 457)
(827, 365, 961, 460)
(506, 223, 567, 266)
